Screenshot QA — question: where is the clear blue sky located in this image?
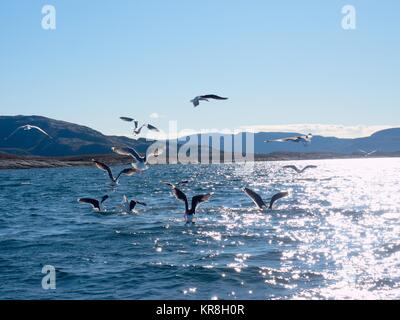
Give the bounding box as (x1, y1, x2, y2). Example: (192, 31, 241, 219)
(0, 0, 399, 137)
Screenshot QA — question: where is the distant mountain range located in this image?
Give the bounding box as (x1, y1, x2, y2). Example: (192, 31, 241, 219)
(1, 115, 400, 157)
(0, 115, 151, 156)
(178, 130, 400, 155)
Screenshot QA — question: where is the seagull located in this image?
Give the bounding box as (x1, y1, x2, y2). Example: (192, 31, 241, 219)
(165, 183, 212, 224)
(78, 195, 109, 212)
(133, 123, 160, 136)
(4, 124, 52, 140)
(121, 195, 147, 214)
(283, 165, 317, 174)
(265, 134, 313, 145)
(359, 149, 378, 157)
(191, 95, 228, 107)
(243, 187, 289, 210)
(119, 117, 159, 136)
(92, 159, 139, 184)
(111, 145, 163, 171)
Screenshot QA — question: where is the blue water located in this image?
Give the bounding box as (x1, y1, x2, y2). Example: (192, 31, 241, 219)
(1, 158, 400, 300)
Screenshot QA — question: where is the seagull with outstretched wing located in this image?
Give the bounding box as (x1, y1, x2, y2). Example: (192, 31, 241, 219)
(191, 94, 228, 107)
(283, 165, 317, 174)
(78, 195, 109, 212)
(265, 134, 313, 145)
(111, 145, 163, 171)
(92, 159, 138, 184)
(4, 124, 52, 140)
(165, 183, 212, 224)
(359, 149, 378, 157)
(243, 187, 289, 210)
(120, 195, 147, 214)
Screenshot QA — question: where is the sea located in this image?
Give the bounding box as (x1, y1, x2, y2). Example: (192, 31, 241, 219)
(1, 158, 400, 300)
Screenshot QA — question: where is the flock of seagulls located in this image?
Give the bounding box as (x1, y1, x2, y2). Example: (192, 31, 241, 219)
(74, 96, 317, 224)
(2, 95, 380, 223)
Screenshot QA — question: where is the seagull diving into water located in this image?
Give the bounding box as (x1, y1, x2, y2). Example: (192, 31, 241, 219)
(190, 95, 228, 107)
(283, 165, 317, 174)
(120, 195, 147, 214)
(359, 149, 378, 157)
(111, 145, 163, 171)
(78, 195, 109, 212)
(119, 117, 159, 136)
(4, 124, 52, 140)
(265, 134, 313, 145)
(164, 182, 212, 224)
(92, 159, 139, 184)
(243, 187, 289, 210)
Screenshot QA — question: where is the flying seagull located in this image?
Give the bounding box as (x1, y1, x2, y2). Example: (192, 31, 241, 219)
(133, 123, 160, 136)
(78, 195, 109, 212)
(111, 146, 163, 171)
(283, 165, 317, 174)
(119, 117, 159, 136)
(359, 149, 378, 157)
(243, 187, 289, 210)
(165, 182, 212, 224)
(191, 95, 228, 107)
(265, 134, 313, 145)
(121, 195, 147, 213)
(4, 124, 52, 140)
(92, 159, 139, 184)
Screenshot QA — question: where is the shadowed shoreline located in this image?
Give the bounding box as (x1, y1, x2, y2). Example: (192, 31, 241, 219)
(1, 153, 398, 170)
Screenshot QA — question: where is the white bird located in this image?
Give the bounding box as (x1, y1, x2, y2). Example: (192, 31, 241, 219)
(359, 149, 377, 157)
(111, 146, 163, 171)
(243, 187, 289, 210)
(165, 182, 212, 224)
(78, 195, 109, 212)
(283, 165, 317, 174)
(121, 195, 147, 214)
(92, 159, 139, 184)
(191, 95, 228, 107)
(119, 117, 159, 136)
(265, 134, 313, 145)
(4, 124, 52, 140)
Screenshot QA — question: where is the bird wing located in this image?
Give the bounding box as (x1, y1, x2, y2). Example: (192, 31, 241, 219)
(269, 192, 289, 209)
(120, 117, 135, 122)
(78, 198, 100, 211)
(31, 126, 51, 137)
(101, 195, 109, 204)
(116, 168, 139, 181)
(146, 124, 160, 132)
(283, 165, 301, 173)
(301, 165, 317, 172)
(112, 147, 143, 162)
(4, 126, 24, 140)
(92, 160, 115, 181)
(191, 194, 212, 214)
(201, 95, 228, 100)
(167, 184, 189, 212)
(243, 187, 267, 209)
